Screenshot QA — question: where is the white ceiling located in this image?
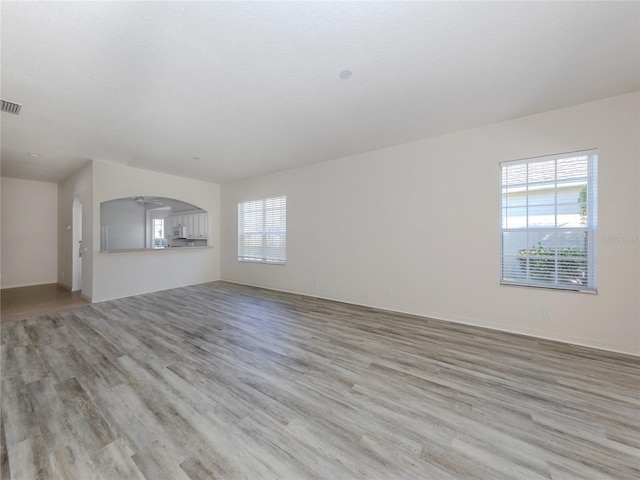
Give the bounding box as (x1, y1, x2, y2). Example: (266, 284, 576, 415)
(1, 1, 638, 184)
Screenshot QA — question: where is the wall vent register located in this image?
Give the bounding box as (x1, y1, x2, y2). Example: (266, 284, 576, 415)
(1, 99, 22, 115)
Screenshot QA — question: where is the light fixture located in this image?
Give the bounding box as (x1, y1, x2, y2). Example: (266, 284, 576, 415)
(27, 153, 41, 157)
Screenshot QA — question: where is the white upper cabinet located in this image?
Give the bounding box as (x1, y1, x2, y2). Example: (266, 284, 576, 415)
(168, 212, 208, 238)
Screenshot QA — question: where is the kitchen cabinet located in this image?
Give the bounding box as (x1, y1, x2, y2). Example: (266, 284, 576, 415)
(168, 212, 208, 239)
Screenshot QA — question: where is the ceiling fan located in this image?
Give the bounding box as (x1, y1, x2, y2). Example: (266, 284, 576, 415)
(130, 196, 164, 206)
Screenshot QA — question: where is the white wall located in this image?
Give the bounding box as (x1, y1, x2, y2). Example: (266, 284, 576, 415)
(92, 161, 221, 302)
(221, 92, 640, 355)
(58, 163, 93, 297)
(1, 177, 58, 288)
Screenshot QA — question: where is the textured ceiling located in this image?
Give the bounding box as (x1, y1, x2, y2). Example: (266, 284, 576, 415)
(1, 1, 638, 184)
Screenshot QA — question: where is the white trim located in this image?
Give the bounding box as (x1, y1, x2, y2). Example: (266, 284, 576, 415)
(499, 148, 599, 167)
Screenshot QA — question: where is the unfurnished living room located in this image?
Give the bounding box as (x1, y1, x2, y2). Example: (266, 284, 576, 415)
(1, 1, 639, 479)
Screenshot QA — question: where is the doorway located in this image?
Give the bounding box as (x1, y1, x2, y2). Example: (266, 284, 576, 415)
(72, 196, 82, 292)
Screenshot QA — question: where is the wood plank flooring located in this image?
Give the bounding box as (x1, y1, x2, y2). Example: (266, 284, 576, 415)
(1, 281, 638, 479)
(1, 284, 89, 323)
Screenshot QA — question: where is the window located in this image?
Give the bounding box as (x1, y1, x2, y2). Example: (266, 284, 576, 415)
(501, 150, 598, 292)
(238, 195, 286, 264)
(152, 218, 167, 248)
(152, 218, 165, 241)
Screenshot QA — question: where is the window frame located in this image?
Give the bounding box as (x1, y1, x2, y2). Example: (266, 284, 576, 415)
(237, 195, 287, 265)
(500, 150, 598, 293)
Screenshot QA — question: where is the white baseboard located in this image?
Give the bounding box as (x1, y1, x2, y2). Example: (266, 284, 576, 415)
(1, 280, 58, 289)
(219, 279, 639, 358)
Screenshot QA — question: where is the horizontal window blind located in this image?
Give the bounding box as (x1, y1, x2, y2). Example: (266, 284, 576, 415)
(238, 195, 286, 264)
(501, 150, 598, 292)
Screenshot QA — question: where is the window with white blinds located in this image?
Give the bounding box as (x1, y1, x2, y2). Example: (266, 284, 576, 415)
(238, 195, 286, 264)
(501, 150, 598, 292)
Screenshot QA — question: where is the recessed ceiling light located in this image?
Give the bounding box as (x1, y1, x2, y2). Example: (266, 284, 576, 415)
(27, 153, 41, 157)
(339, 70, 353, 80)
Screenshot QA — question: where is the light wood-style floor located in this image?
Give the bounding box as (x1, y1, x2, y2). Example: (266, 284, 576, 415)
(1, 281, 638, 479)
(1, 284, 89, 323)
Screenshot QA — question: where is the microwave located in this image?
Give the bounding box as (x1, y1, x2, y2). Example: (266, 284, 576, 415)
(173, 224, 187, 238)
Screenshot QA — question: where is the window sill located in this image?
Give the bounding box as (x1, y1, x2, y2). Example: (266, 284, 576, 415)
(500, 281, 597, 294)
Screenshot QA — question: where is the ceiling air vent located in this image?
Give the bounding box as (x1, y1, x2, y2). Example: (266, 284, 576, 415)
(1, 100, 22, 115)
